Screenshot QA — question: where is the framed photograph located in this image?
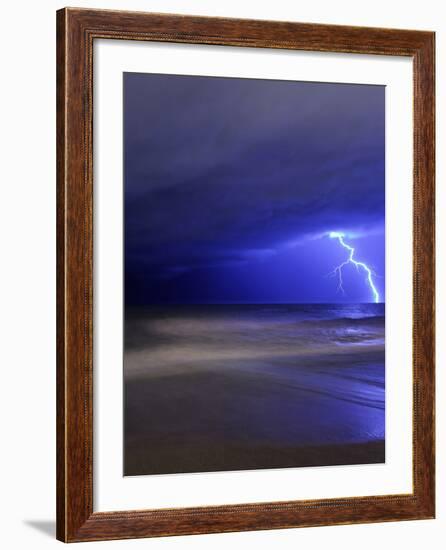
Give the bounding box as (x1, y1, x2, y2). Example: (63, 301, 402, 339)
(56, 8, 435, 542)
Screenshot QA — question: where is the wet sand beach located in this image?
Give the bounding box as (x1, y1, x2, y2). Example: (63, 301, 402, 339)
(124, 304, 385, 476)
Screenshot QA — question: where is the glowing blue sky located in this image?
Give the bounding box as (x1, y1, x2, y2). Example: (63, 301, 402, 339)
(124, 73, 385, 304)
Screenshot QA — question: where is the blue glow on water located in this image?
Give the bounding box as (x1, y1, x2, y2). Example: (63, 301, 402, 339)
(125, 303, 385, 449)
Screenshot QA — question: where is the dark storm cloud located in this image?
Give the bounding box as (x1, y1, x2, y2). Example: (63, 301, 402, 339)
(124, 73, 385, 303)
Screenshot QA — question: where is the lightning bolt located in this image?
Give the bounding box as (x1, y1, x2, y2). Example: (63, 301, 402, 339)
(328, 232, 380, 303)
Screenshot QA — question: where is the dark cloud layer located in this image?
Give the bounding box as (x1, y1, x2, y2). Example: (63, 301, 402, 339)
(124, 72, 385, 304)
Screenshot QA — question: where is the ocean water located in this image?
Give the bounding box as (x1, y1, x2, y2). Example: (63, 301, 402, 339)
(124, 303, 385, 475)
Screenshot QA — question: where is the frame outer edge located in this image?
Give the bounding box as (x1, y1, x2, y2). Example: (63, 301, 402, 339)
(57, 7, 94, 542)
(56, 7, 67, 543)
(414, 31, 435, 518)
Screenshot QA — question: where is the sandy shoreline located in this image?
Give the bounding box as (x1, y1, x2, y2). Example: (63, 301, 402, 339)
(124, 304, 385, 476)
(125, 439, 384, 476)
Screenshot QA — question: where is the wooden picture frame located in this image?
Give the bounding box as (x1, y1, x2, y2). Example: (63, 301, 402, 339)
(56, 7, 435, 542)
